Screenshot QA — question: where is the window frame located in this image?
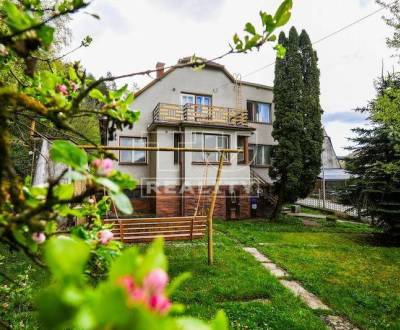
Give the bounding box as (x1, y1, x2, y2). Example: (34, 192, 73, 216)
(191, 132, 230, 164)
(247, 100, 272, 124)
(249, 144, 272, 167)
(118, 136, 148, 165)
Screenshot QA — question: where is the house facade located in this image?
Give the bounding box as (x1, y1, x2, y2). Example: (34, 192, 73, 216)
(108, 58, 276, 219)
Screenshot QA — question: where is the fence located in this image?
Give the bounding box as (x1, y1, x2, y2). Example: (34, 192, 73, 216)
(296, 197, 360, 218)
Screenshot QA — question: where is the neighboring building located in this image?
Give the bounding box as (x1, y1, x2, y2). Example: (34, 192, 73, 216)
(314, 129, 351, 198)
(108, 57, 276, 219)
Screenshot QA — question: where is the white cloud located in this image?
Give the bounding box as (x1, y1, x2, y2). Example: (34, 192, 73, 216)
(66, 0, 398, 156)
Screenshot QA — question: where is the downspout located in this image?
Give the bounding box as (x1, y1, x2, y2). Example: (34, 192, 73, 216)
(179, 125, 185, 216)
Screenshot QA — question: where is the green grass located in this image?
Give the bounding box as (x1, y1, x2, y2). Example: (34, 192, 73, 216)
(2, 213, 398, 330)
(216, 217, 400, 330)
(165, 232, 327, 330)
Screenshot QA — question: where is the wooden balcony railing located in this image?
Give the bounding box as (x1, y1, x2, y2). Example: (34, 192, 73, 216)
(153, 103, 248, 127)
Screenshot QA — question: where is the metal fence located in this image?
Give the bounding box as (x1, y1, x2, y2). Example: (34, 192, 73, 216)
(296, 197, 359, 218)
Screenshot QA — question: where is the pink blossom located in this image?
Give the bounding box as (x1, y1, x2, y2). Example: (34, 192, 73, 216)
(98, 229, 113, 244)
(118, 275, 135, 292)
(143, 269, 169, 294)
(148, 294, 171, 315)
(129, 287, 146, 303)
(92, 158, 113, 176)
(70, 82, 78, 91)
(56, 84, 68, 96)
(31, 232, 46, 244)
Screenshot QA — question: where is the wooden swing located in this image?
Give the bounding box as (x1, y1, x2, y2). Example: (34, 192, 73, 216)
(80, 145, 239, 265)
(104, 159, 210, 244)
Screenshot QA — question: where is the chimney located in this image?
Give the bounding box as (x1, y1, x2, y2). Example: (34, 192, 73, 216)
(156, 62, 165, 79)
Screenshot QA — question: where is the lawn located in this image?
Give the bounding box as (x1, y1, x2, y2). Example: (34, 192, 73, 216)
(1, 213, 399, 330)
(215, 215, 400, 330)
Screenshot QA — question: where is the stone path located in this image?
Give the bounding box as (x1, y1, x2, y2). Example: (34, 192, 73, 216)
(243, 247, 359, 330)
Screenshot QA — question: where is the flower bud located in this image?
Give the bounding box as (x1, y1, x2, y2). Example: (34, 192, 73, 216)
(97, 229, 113, 244)
(143, 269, 169, 294)
(31, 232, 46, 244)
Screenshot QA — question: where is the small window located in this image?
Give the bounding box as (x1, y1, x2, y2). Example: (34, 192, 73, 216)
(192, 133, 229, 163)
(247, 101, 272, 124)
(249, 144, 272, 166)
(119, 137, 147, 164)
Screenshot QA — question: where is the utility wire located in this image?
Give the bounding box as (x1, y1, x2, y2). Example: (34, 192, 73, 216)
(214, 1, 396, 90)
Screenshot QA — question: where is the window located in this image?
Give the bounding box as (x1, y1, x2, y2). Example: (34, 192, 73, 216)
(192, 133, 229, 163)
(247, 101, 272, 124)
(119, 137, 147, 164)
(181, 93, 212, 112)
(249, 144, 272, 166)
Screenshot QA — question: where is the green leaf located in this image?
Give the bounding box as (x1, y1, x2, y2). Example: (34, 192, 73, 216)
(94, 177, 120, 193)
(109, 84, 127, 99)
(274, 0, 293, 26)
(54, 183, 74, 200)
(109, 191, 133, 214)
(37, 25, 54, 48)
(166, 272, 191, 295)
(275, 11, 291, 27)
(50, 140, 88, 171)
(69, 67, 78, 82)
(44, 236, 90, 281)
(211, 310, 229, 330)
(274, 43, 287, 59)
(136, 238, 167, 281)
(3, 0, 37, 31)
(108, 246, 141, 282)
(176, 318, 209, 330)
(244, 22, 256, 35)
(89, 89, 106, 103)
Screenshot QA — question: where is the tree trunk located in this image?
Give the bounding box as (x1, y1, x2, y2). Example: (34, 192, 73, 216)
(271, 178, 286, 222)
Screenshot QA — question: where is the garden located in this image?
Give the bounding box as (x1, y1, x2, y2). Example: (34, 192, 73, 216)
(2, 210, 399, 329)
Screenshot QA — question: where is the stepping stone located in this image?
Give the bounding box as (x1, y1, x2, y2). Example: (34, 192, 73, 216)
(323, 315, 360, 330)
(262, 262, 287, 278)
(279, 280, 330, 310)
(302, 219, 322, 227)
(243, 247, 271, 263)
(289, 213, 326, 219)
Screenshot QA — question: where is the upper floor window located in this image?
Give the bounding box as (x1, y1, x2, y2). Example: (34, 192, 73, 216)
(249, 144, 272, 167)
(192, 133, 229, 163)
(119, 137, 147, 164)
(247, 101, 272, 124)
(181, 93, 212, 112)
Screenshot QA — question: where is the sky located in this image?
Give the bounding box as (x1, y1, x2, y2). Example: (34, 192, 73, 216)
(66, 0, 398, 156)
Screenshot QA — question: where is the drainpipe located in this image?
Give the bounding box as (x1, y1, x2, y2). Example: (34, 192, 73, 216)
(179, 125, 185, 216)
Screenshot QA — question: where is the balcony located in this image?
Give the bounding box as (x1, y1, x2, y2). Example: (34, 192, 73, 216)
(152, 103, 248, 127)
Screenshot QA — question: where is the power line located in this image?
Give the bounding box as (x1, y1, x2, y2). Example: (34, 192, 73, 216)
(215, 1, 396, 90)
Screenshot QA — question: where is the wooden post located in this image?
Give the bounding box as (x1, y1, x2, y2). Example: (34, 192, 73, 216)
(207, 152, 225, 265)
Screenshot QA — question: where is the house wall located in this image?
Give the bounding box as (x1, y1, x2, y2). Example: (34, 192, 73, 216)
(109, 66, 276, 184)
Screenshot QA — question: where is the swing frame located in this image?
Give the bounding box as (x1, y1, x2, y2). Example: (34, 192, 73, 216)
(80, 145, 243, 265)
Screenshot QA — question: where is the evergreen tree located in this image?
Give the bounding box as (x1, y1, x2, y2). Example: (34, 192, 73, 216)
(298, 30, 324, 198)
(271, 27, 304, 220)
(344, 74, 400, 235)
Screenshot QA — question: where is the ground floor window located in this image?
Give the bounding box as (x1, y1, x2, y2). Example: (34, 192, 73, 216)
(249, 144, 272, 166)
(192, 133, 229, 162)
(119, 137, 147, 164)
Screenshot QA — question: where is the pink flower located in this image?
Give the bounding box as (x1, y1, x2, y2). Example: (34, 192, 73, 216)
(31, 232, 46, 244)
(143, 269, 169, 294)
(148, 294, 171, 315)
(92, 158, 113, 176)
(98, 229, 113, 244)
(118, 275, 135, 292)
(56, 84, 68, 96)
(70, 82, 78, 91)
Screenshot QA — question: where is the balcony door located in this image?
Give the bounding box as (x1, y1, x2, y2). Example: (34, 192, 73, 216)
(181, 93, 212, 116)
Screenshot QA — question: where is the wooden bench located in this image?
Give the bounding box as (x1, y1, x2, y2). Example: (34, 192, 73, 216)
(103, 216, 207, 243)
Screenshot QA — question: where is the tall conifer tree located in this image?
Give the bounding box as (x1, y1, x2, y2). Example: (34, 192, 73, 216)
(299, 30, 323, 198)
(271, 27, 304, 220)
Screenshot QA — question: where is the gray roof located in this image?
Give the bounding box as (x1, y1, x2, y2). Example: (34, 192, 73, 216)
(318, 168, 351, 181)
